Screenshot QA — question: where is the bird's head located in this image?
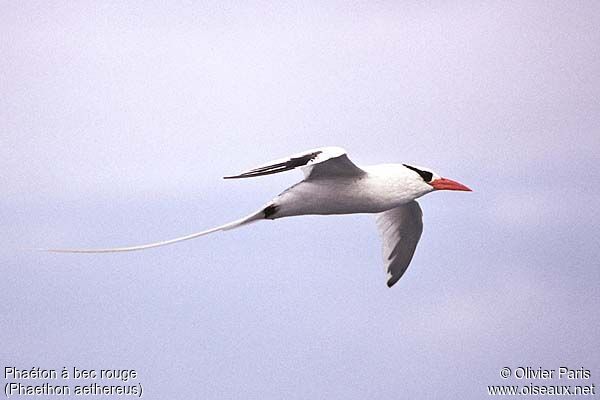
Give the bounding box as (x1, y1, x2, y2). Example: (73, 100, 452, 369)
(402, 164, 472, 193)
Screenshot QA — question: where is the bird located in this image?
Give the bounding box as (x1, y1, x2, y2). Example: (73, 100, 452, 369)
(44, 147, 471, 287)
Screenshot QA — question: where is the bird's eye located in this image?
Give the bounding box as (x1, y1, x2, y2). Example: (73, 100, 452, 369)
(403, 164, 433, 183)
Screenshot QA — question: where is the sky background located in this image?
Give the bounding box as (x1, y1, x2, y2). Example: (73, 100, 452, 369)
(2, 1, 599, 398)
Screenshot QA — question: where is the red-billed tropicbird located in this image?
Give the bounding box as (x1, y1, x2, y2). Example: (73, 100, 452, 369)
(45, 147, 471, 287)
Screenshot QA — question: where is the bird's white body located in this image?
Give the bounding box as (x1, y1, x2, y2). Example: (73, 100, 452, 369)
(44, 146, 471, 287)
(273, 164, 433, 218)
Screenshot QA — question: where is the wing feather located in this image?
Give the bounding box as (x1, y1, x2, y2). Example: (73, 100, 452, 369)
(375, 201, 423, 287)
(223, 146, 364, 179)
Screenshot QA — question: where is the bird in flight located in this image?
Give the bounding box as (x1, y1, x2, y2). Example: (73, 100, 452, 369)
(45, 147, 471, 287)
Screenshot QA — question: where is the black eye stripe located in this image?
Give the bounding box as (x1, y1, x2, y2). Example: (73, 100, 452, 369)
(403, 164, 433, 183)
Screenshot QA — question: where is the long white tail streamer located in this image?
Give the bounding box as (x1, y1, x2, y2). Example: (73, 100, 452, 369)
(40, 208, 266, 253)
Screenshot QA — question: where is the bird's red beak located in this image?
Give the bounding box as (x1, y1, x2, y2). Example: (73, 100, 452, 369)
(430, 177, 472, 191)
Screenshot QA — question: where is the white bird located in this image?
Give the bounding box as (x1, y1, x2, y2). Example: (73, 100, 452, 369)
(45, 147, 471, 287)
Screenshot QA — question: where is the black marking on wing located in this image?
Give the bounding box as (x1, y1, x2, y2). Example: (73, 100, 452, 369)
(224, 151, 323, 179)
(263, 204, 279, 219)
(402, 164, 433, 183)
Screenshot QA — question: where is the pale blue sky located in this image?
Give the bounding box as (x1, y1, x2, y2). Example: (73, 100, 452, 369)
(2, 2, 599, 398)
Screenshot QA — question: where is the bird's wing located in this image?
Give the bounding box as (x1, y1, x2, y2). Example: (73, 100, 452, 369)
(375, 201, 423, 288)
(223, 146, 365, 180)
